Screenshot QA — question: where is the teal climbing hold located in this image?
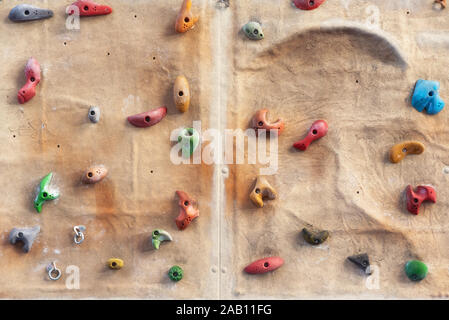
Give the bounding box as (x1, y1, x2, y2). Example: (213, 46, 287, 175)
(411, 80, 445, 115)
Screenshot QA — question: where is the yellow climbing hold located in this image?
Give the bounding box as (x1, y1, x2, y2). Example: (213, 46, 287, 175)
(107, 258, 124, 270)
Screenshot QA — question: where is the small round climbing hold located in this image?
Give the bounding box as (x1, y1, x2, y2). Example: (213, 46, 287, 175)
(168, 265, 183, 281)
(88, 106, 100, 123)
(107, 258, 124, 270)
(404, 260, 428, 281)
(242, 21, 264, 40)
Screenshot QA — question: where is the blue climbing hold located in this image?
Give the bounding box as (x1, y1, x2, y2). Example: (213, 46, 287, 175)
(411, 80, 445, 115)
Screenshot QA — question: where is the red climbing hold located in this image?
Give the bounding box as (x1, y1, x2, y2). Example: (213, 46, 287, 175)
(69, 1, 112, 16)
(293, 0, 326, 10)
(406, 185, 436, 215)
(18, 58, 41, 104)
(244, 256, 284, 274)
(293, 120, 328, 151)
(175, 190, 199, 230)
(127, 106, 167, 128)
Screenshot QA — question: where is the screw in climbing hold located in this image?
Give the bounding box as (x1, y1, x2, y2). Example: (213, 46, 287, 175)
(152, 229, 173, 250)
(9, 226, 40, 253)
(242, 21, 264, 40)
(293, 120, 328, 151)
(127, 106, 167, 128)
(107, 258, 124, 270)
(174, 76, 191, 113)
(251, 109, 284, 136)
(68, 1, 112, 16)
(175, 0, 199, 33)
(302, 225, 329, 245)
(389, 141, 424, 163)
(177, 128, 200, 157)
(411, 79, 445, 115)
(17, 57, 41, 104)
(244, 256, 284, 274)
(9, 4, 53, 22)
(404, 260, 428, 281)
(88, 106, 100, 123)
(34, 172, 60, 213)
(168, 265, 184, 281)
(249, 176, 277, 208)
(175, 191, 199, 230)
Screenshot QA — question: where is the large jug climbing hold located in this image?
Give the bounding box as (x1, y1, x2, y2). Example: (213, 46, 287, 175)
(293, 0, 327, 10)
(249, 176, 277, 208)
(175, 0, 199, 33)
(242, 21, 264, 40)
(435, 0, 446, 9)
(406, 185, 436, 215)
(302, 225, 329, 245)
(127, 106, 167, 128)
(411, 80, 445, 115)
(18, 58, 41, 104)
(88, 106, 100, 123)
(293, 120, 328, 151)
(177, 128, 200, 157)
(9, 226, 40, 253)
(83, 165, 108, 184)
(174, 76, 191, 113)
(151, 229, 173, 250)
(175, 190, 199, 230)
(168, 265, 184, 281)
(107, 258, 124, 270)
(69, 1, 112, 16)
(251, 109, 285, 136)
(405, 260, 428, 281)
(9, 4, 53, 22)
(244, 256, 284, 274)
(347, 253, 372, 275)
(389, 141, 424, 163)
(34, 172, 59, 213)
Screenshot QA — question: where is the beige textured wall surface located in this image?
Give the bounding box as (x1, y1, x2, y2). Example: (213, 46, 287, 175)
(1, 0, 449, 299)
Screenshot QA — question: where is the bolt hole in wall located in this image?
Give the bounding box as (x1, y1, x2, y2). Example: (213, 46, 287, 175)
(57, 144, 60, 148)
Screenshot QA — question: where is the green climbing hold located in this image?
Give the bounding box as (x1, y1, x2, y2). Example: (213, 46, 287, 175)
(34, 172, 59, 213)
(168, 265, 183, 282)
(243, 21, 264, 40)
(151, 229, 173, 250)
(404, 260, 428, 281)
(178, 128, 200, 157)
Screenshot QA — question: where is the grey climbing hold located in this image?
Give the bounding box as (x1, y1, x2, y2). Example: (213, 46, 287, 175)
(9, 226, 40, 253)
(88, 106, 100, 123)
(347, 253, 372, 275)
(243, 21, 264, 40)
(9, 4, 54, 22)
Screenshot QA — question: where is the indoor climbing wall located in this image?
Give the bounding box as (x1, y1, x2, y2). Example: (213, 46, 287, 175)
(1, 0, 449, 299)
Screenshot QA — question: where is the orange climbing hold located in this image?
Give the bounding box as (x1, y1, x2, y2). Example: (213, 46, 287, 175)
(175, 190, 199, 230)
(175, 0, 199, 33)
(251, 109, 285, 136)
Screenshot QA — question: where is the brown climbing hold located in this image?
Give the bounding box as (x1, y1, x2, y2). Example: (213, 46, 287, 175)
(249, 176, 277, 208)
(390, 141, 424, 163)
(174, 76, 191, 112)
(175, 190, 199, 230)
(302, 225, 329, 245)
(435, 0, 446, 8)
(251, 109, 285, 136)
(175, 0, 199, 33)
(83, 165, 108, 184)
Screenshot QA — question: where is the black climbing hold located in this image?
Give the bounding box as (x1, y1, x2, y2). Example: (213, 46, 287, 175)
(347, 253, 372, 275)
